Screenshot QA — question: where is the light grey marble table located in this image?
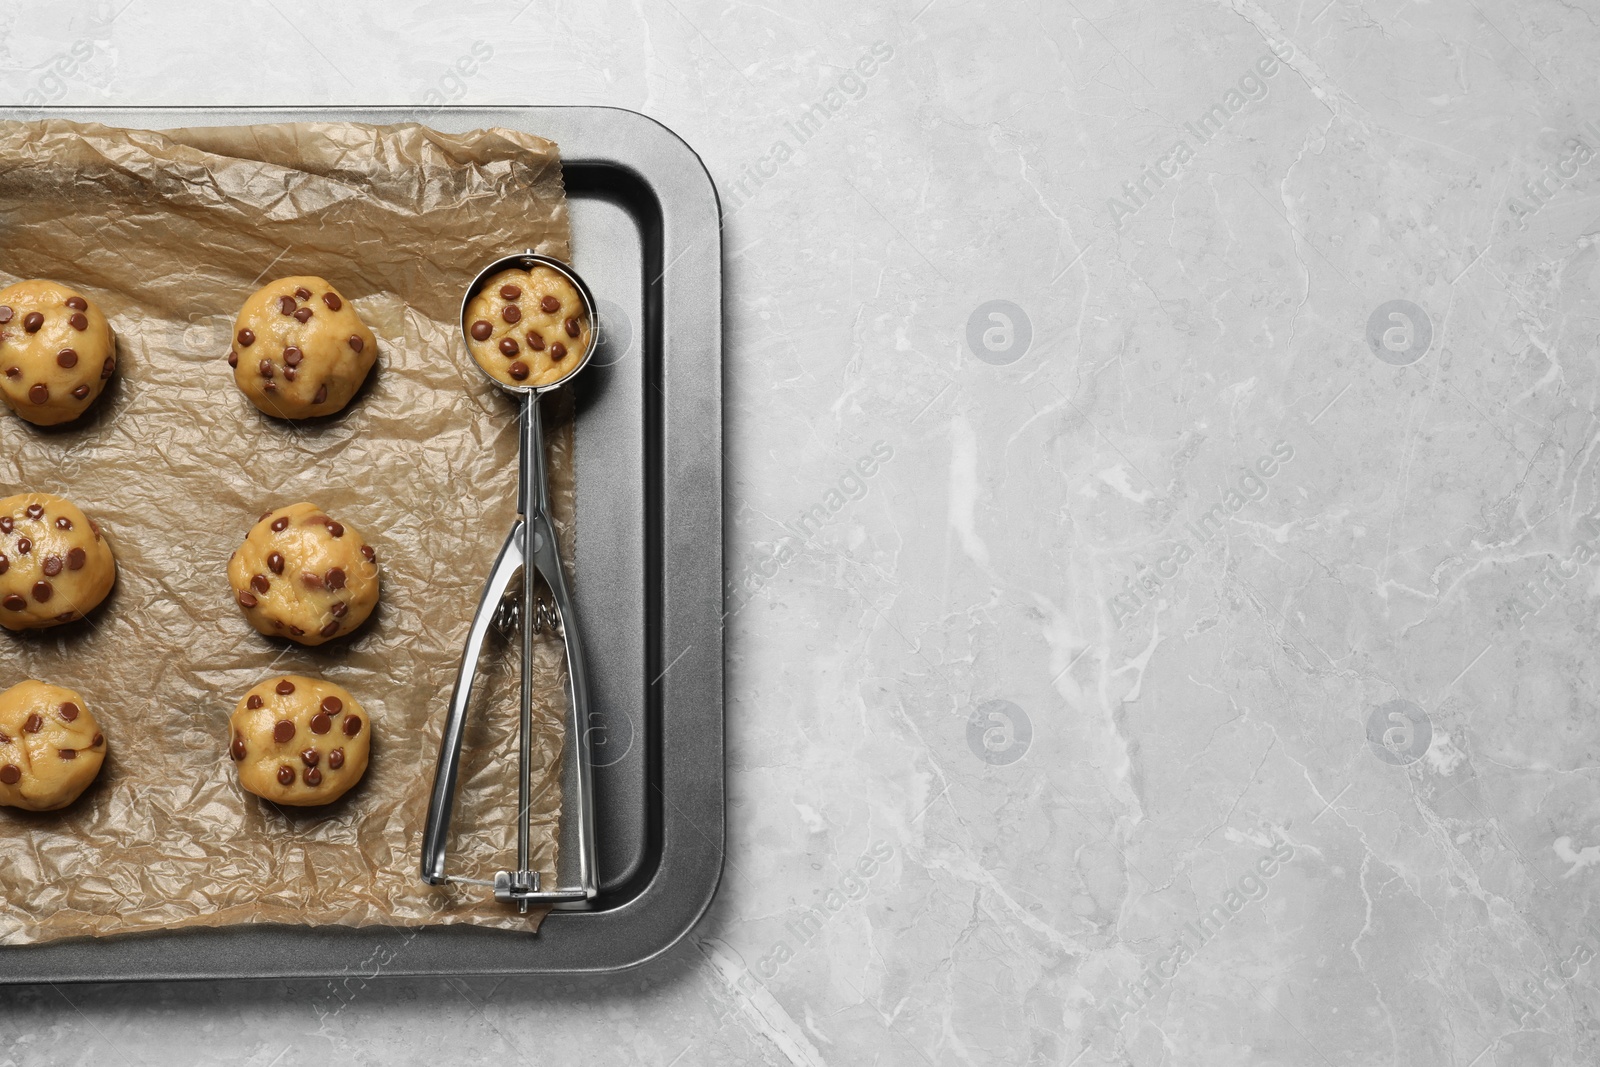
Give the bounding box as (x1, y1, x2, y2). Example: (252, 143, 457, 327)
(3, 0, 1599, 1064)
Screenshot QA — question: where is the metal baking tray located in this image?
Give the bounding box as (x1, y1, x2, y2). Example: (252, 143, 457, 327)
(0, 105, 723, 980)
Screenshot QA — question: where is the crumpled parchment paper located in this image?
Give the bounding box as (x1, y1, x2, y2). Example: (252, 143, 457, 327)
(0, 120, 578, 944)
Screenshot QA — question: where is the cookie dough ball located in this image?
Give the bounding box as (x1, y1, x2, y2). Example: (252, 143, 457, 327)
(227, 502, 379, 646)
(0, 680, 107, 811)
(229, 276, 376, 419)
(464, 265, 592, 389)
(229, 675, 370, 806)
(0, 493, 116, 631)
(0, 280, 117, 426)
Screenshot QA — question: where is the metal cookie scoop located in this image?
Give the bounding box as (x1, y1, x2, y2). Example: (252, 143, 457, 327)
(421, 251, 600, 912)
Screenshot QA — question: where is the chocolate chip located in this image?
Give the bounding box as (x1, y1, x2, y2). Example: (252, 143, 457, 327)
(470, 319, 493, 341)
(330, 601, 348, 618)
(304, 767, 323, 786)
(237, 590, 258, 608)
(2, 595, 25, 611)
(550, 342, 567, 360)
(500, 285, 522, 300)
(300, 747, 320, 767)
(54, 348, 79, 369)
(502, 305, 521, 324)
(101, 357, 114, 379)
(91, 733, 102, 747)
(32, 581, 51, 602)
(54, 516, 70, 530)
(277, 764, 295, 786)
(320, 621, 340, 638)
(283, 346, 303, 366)
(66, 548, 85, 570)
(276, 680, 296, 696)
(267, 551, 284, 575)
(361, 545, 376, 563)
(28, 383, 48, 404)
(65, 296, 87, 311)
(322, 293, 341, 311)
(260, 359, 277, 379)
(15, 537, 30, 555)
(273, 720, 294, 743)
(59, 748, 76, 760)
(313, 384, 328, 405)
(326, 521, 344, 538)
(0, 307, 12, 323)
(247, 694, 264, 710)
(294, 287, 312, 301)
(23, 312, 43, 332)
(509, 362, 529, 381)
(348, 335, 364, 353)
(272, 517, 289, 532)
(69, 313, 87, 331)
(0, 765, 18, 784)
(289, 625, 305, 636)
(541, 296, 560, 313)
(565, 317, 580, 338)
(231, 737, 247, 761)
(321, 696, 343, 715)
(25, 504, 42, 520)
(237, 328, 255, 347)
(284, 366, 298, 382)
(3, 367, 17, 378)
(227, 351, 239, 368)
(344, 715, 362, 737)
(326, 567, 346, 590)
(41, 556, 61, 577)
(328, 748, 345, 770)
(54, 611, 76, 622)
(266, 383, 280, 398)
(59, 702, 78, 721)
(499, 337, 519, 356)
(0, 555, 7, 574)
(71, 385, 90, 400)
(277, 295, 296, 315)
(310, 713, 331, 735)
(302, 571, 324, 590)
(251, 574, 270, 595)
(24, 714, 42, 733)
(294, 307, 313, 323)
(526, 332, 545, 351)
(0, 517, 11, 533)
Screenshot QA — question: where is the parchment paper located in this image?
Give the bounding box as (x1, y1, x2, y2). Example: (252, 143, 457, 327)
(0, 120, 578, 944)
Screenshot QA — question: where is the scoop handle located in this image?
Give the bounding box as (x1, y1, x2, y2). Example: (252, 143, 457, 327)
(520, 393, 599, 903)
(421, 394, 599, 905)
(420, 519, 525, 885)
(527, 506, 599, 903)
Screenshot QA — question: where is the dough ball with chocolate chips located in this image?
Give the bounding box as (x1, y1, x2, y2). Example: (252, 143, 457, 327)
(227, 502, 379, 646)
(0, 680, 107, 811)
(0, 493, 116, 632)
(0, 279, 117, 426)
(463, 265, 592, 390)
(228, 675, 371, 807)
(229, 276, 376, 419)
